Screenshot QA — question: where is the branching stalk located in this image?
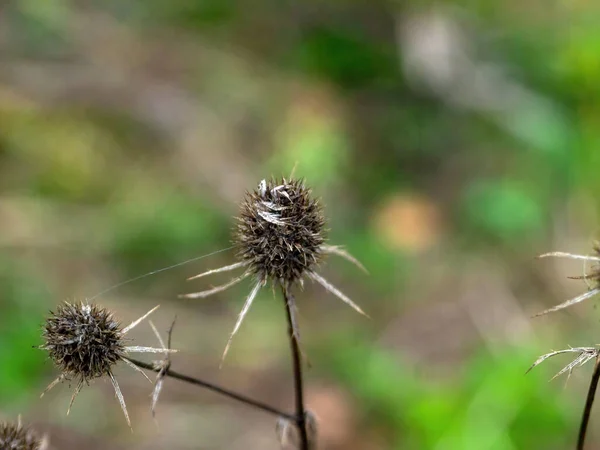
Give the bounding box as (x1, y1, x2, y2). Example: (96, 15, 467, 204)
(127, 358, 294, 420)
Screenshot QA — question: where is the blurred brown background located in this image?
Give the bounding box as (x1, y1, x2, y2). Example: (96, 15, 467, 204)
(1, 0, 600, 449)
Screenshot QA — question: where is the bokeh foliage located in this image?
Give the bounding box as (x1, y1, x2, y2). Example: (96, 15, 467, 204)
(1, 0, 599, 448)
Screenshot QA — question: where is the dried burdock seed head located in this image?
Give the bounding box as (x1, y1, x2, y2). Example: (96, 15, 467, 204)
(40, 301, 176, 427)
(0, 418, 48, 450)
(534, 247, 600, 317)
(527, 346, 599, 381)
(180, 176, 368, 364)
(42, 303, 124, 382)
(236, 177, 326, 283)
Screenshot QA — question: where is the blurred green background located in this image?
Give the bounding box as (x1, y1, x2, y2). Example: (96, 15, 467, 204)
(0, 1, 599, 449)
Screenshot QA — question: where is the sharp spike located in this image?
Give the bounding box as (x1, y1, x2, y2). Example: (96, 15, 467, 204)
(122, 305, 160, 334)
(179, 272, 250, 299)
(124, 346, 178, 354)
(66, 381, 83, 415)
(532, 288, 600, 317)
(187, 262, 247, 281)
(150, 317, 176, 420)
(149, 320, 166, 350)
(307, 271, 369, 318)
(537, 252, 600, 262)
(121, 357, 152, 383)
(152, 373, 166, 419)
(41, 375, 64, 398)
(109, 372, 131, 429)
(321, 245, 368, 274)
(220, 280, 263, 367)
(526, 347, 597, 374)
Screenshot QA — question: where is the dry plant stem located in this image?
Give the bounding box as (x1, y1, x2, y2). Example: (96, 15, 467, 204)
(282, 285, 309, 450)
(578, 356, 600, 450)
(127, 358, 294, 420)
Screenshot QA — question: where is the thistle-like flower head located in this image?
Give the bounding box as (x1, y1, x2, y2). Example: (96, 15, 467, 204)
(42, 303, 124, 382)
(0, 419, 47, 450)
(181, 177, 367, 363)
(40, 301, 175, 427)
(235, 178, 326, 284)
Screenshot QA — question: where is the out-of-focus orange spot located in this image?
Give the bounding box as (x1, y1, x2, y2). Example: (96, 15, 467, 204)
(372, 193, 441, 252)
(306, 385, 356, 449)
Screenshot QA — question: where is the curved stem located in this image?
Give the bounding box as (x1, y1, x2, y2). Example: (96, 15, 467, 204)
(127, 358, 294, 421)
(578, 356, 600, 449)
(282, 285, 309, 450)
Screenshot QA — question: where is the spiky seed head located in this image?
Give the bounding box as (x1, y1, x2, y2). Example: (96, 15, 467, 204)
(41, 302, 124, 382)
(0, 421, 45, 450)
(235, 178, 326, 284)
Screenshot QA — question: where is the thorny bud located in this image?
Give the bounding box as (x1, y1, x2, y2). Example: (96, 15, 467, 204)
(0, 420, 47, 450)
(41, 302, 124, 382)
(235, 177, 326, 284)
(40, 302, 168, 427)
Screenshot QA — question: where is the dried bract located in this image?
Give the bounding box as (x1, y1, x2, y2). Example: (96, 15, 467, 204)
(149, 318, 176, 419)
(40, 301, 175, 427)
(534, 247, 600, 317)
(527, 346, 599, 380)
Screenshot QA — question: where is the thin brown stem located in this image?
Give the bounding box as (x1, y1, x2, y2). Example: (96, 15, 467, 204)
(578, 356, 600, 450)
(127, 358, 294, 421)
(282, 285, 309, 450)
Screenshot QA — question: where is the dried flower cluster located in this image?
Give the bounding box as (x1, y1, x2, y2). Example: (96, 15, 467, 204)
(181, 177, 367, 361)
(42, 303, 124, 382)
(0, 420, 47, 450)
(148, 318, 176, 419)
(31, 175, 367, 448)
(40, 302, 173, 426)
